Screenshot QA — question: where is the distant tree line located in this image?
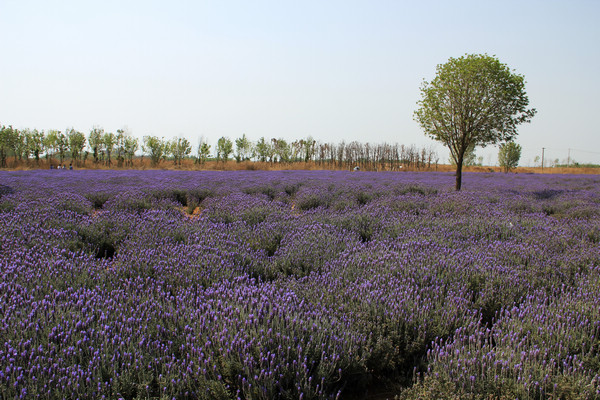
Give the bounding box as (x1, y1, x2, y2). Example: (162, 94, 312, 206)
(0, 124, 141, 168)
(0, 123, 441, 170)
(200, 134, 441, 170)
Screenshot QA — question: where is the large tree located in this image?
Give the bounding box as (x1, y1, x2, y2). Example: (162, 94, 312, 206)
(414, 54, 536, 190)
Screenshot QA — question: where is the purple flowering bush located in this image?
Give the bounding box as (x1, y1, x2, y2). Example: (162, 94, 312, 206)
(1, 169, 599, 399)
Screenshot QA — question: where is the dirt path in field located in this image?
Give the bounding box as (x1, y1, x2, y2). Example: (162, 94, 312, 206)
(180, 206, 202, 219)
(90, 209, 103, 218)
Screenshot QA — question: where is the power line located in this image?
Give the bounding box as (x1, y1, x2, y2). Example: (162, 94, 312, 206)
(567, 148, 600, 155)
(532, 147, 600, 155)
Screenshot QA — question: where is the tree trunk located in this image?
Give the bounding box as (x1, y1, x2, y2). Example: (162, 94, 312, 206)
(455, 158, 463, 191)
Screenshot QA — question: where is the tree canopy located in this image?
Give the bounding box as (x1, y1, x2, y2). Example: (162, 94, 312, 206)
(414, 54, 536, 190)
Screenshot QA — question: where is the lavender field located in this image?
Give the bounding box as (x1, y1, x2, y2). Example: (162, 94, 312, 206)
(1, 170, 599, 399)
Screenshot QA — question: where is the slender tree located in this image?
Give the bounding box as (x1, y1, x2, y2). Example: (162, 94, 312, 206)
(498, 142, 522, 173)
(0, 125, 17, 168)
(303, 137, 316, 163)
(44, 130, 62, 164)
(66, 128, 86, 165)
(12, 129, 27, 162)
(115, 130, 125, 167)
(254, 137, 270, 162)
(102, 132, 116, 166)
(54, 131, 69, 164)
(216, 137, 233, 163)
(142, 136, 166, 166)
(196, 140, 211, 165)
(88, 127, 104, 164)
(235, 134, 251, 162)
(26, 129, 45, 164)
(124, 136, 138, 167)
(169, 137, 192, 166)
(273, 138, 291, 163)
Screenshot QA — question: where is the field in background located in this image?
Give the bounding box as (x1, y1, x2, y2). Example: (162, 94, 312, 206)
(1, 170, 599, 399)
(6, 157, 600, 175)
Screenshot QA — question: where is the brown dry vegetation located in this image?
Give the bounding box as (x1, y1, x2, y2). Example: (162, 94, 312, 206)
(4, 158, 600, 174)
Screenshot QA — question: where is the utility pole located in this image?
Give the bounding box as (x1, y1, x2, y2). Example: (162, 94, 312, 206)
(567, 148, 571, 167)
(541, 147, 545, 172)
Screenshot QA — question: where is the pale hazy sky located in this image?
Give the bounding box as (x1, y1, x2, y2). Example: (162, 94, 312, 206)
(1, 0, 599, 165)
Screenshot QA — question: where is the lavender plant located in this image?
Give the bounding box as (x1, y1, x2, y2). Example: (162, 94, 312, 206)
(1, 170, 599, 399)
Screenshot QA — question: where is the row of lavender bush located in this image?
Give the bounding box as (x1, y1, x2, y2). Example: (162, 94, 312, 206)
(1, 170, 599, 399)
